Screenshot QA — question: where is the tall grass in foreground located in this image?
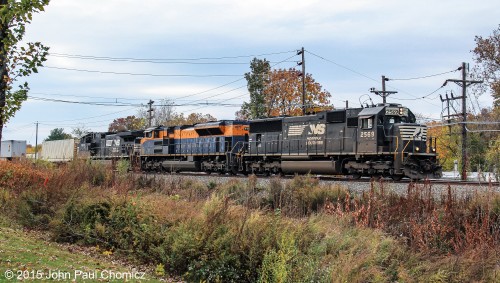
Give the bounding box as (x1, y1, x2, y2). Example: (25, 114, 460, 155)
(1, 159, 500, 282)
(331, 180, 500, 256)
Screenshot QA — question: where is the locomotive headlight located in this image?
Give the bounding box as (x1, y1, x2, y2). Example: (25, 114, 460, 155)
(431, 147, 436, 152)
(415, 146, 420, 152)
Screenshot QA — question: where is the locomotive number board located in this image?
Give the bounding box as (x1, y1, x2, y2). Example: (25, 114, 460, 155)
(385, 107, 408, 116)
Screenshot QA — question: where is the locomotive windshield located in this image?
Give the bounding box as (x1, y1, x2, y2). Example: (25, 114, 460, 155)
(385, 115, 410, 124)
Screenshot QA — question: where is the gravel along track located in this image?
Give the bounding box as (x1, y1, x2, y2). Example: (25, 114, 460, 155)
(141, 173, 500, 199)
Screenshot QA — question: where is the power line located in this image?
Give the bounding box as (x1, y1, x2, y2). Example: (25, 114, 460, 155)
(49, 54, 295, 65)
(388, 68, 460, 81)
(306, 49, 442, 107)
(172, 53, 300, 112)
(390, 86, 444, 101)
(38, 52, 298, 108)
(43, 66, 242, 77)
(28, 96, 142, 106)
(37, 106, 142, 123)
(30, 92, 146, 101)
(49, 50, 297, 62)
(305, 50, 378, 83)
(28, 95, 245, 108)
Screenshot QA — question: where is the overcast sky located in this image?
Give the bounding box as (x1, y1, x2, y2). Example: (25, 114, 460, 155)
(3, 0, 499, 143)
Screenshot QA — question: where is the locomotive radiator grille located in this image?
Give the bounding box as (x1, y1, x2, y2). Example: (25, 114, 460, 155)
(398, 125, 427, 141)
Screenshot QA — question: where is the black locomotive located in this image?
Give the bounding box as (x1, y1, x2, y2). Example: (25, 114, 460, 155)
(78, 103, 442, 180)
(241, 103, 441, 180)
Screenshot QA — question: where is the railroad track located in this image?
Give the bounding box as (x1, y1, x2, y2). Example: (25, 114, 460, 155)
(138, 171, 499, 188)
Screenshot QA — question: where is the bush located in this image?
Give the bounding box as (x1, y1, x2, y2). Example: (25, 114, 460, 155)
(3, 159, 500, 282)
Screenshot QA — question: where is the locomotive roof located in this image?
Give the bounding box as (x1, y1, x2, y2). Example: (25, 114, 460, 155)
(358, 106, 385, 116)
(249, 117, 283, 123)
(283, 113, 326, 123)
(111, 130, 144, 137)
(194, 120, 249, 128)
(144, 126, 164, 132)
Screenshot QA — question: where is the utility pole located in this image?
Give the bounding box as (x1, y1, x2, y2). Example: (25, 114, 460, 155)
(297, 47, 306, 115)
(440, 91, 459, 134)
(34, 121, 38, 160)
(370, 76, 396, 104)
(147, 99, 154, 127)
(442, 62, 483, 181)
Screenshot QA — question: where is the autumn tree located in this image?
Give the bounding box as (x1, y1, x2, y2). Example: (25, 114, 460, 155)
(0, 0, 50, 152)
(136, 98, 217, 127)
(108, 115, 145, 132)
(45, 128, 72, 141)
(427, 107, 500, 173)
(427, 121, 461, 171)
(237, 61, 332, 118)
(469, 26, 500, 176)
(472, 24, 500, 108)
(168, 112, 216, 126)
(465, 108, 500, 174)
(264, 68, 332, 117)
(237, 58, 270, 119)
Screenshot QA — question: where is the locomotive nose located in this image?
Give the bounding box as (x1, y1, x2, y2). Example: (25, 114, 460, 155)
(395, 124, 428, 154)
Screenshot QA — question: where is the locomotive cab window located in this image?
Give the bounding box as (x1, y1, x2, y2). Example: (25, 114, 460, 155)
(361, 117, 373, 129)
(385, 116, 410, 124)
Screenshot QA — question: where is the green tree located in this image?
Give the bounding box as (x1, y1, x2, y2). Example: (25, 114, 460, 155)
(45, 128, 72, 141)
(472, 24, 500, 108)
(0, 0, 50, 151)
(237, 58, 271, 119)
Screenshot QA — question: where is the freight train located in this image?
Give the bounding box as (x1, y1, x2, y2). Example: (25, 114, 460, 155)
(79, 103, 442, 180)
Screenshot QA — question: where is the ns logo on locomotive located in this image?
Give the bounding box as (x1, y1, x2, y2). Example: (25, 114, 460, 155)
(79, 103, 442, 180)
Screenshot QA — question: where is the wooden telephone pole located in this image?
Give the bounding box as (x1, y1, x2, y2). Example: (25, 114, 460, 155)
(442, 62, 483, 181)
(370, 75, 397, 103)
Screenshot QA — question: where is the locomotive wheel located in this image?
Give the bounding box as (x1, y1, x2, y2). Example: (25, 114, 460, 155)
(391, 175, 403, 181)
(351, 173, 362, 180)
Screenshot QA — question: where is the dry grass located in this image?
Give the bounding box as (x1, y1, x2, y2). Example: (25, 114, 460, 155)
(2, 160, 500, 282)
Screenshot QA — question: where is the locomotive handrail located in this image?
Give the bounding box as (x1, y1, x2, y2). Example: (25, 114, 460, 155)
(401, 139, 412, 162)
(245, 137, 353, 156)
(393, 136, 399, 161)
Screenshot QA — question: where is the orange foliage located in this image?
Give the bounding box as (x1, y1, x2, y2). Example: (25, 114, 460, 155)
(426, 121, 460, 170)
(264, 68, 332, 116)
(0, 161, 48, 192)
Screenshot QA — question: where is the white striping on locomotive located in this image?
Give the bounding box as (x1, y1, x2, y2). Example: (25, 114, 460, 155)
(399, 125, 427, 141)
(287, 125, 308, 136)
